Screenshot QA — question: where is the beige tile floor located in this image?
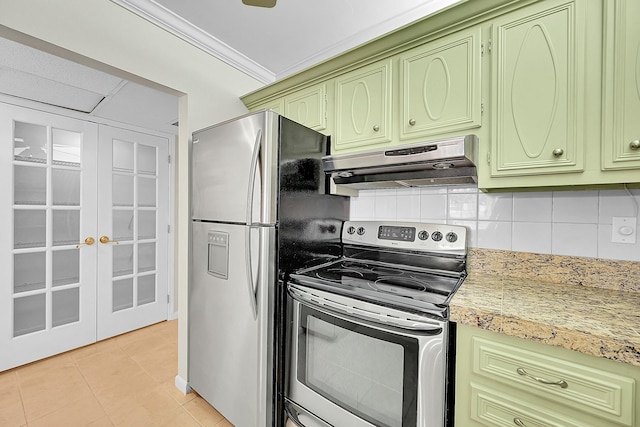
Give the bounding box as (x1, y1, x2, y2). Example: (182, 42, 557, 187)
(0, 320, 233, 427)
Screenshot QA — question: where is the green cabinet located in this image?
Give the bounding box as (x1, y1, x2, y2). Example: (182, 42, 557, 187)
(241, 0, 640, 191)
(455, 324, 640, 426)
(490, 0, 586, 177)
(601, 0, 640, 170)
(334, 60, 393, 151)
(251, 98, 284, 115)
(284, 83, 328, 132)
(399, 27, 482, 141)
(248, 83, 328, 134)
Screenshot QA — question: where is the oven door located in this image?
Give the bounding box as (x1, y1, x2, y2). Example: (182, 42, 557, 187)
(286, 284, 448, 427)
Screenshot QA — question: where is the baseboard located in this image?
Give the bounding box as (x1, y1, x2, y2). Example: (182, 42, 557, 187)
(168, 310, 179, 321)
(175, 374, 191, 394)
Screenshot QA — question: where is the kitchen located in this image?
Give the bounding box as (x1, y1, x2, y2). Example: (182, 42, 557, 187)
(1, 0, 639, 426)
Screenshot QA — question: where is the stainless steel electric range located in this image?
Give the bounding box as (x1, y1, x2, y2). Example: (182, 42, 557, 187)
(284, 221, 468, 427)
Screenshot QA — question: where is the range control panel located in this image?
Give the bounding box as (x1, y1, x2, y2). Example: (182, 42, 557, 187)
(343, 221, 467, 253)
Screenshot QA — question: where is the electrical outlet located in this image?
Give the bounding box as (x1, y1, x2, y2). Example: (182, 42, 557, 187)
(612, 217, 637, 244)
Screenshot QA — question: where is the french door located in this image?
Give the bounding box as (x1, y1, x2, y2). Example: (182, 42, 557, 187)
(0, 103, 170, 371)
(96, 126, 169, 340)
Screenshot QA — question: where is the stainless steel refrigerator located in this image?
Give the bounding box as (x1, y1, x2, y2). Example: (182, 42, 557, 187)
(189, 110, 348, 427)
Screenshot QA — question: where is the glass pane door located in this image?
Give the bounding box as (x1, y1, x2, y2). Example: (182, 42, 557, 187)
(96, 126, 169, 340)
(0, 103, 98, 371)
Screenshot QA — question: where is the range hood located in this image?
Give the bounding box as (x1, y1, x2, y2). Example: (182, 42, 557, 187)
(323, 135, 478, 190)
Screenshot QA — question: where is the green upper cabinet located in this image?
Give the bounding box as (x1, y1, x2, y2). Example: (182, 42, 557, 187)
(334, 60, 393, 151)
(601, 0, 640, 170)
(399, 27, 482, 141)
(490, 0, 586, 177)
(251, 98, 284, 115)
(284, 83, 328, 132)
(241, 0, 640, 190)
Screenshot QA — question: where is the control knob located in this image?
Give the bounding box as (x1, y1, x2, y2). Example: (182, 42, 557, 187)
(418, 230, 429, 240)
(357, 227, 366, 236)
(431, 231, 443, 242)
(446, 232, 458, 243)
(347, 226, 356, 235)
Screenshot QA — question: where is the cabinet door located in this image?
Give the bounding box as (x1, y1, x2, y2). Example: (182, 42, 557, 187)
(601, 0, 640, 170)
(334, 60, 393, 151)
(252, 99, 284, 115)
(400, 28, 482, 140)
(490, 0, 586, 176)
(285, 84, 327, 131)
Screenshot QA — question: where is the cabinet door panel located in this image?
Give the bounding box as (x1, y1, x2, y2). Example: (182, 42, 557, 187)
(252, 99, 284, 115)
(400, 28, 482, 140)
(491, 0, 585, 176)
(602, 0, 640, 169)
(334, 60, 392, 151)
(471, 384, 591, 427)
(285, 84, 327, 131)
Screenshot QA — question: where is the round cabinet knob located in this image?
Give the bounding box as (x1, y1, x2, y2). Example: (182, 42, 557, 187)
(408, 118, 416, 126)
(347, 226, 356, 235)
(431, 231, 443, 242)
(418, 230, 429, 240)
(356, 227, 366, 236)
(446, 232, 458, 243)
(630, 140, 640, 150)
(372, 125, 380, 132)
(552, 148, 564, 157)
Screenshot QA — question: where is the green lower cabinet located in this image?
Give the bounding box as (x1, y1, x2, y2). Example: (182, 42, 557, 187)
(490, 0, 586, 177)
(601, 0, 640, 170)
(455, 324, 640, 426)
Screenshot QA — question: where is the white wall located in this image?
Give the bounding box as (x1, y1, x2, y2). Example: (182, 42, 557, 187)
(0, 0, 265, 385)
(351, 186, 640, 262)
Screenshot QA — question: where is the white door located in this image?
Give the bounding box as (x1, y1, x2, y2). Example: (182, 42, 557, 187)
(0, 104, 98, 370)
(96, 126, 169, 340)
(0, 103, 170, 371)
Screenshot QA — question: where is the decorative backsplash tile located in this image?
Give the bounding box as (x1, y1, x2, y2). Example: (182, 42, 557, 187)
(349, 185, 640, 262)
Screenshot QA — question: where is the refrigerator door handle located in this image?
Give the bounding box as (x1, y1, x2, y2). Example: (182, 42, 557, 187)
(246, 128, 263, 226)
(245, 225, 259, 319)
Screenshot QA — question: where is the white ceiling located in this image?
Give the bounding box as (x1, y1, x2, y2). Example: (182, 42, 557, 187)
(0, 0, 460, 131)
(0, 37, 179, 133)
(116, 0, 461, 82)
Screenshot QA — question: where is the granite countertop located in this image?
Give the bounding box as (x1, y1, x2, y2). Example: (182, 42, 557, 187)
(450, 249, 640, 367)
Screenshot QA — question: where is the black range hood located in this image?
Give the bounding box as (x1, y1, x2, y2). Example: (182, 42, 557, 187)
(322, 135, 478, 190)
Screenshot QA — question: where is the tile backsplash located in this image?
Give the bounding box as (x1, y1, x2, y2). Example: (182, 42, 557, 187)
(349, 185, 640, 262)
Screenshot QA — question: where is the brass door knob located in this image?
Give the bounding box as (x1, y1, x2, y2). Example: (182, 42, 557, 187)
(76, 237, 95, 248)
(99, 236, 120, 245)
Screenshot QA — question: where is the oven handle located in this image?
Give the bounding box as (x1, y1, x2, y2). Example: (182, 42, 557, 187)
(289, 286, 443, 333)
(285, 400, 332, 427)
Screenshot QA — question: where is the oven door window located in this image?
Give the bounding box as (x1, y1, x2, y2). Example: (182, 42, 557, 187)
(298, 305, 418, 427)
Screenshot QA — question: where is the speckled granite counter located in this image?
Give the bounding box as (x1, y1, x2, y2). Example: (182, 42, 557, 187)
(450, 249, 640, 367)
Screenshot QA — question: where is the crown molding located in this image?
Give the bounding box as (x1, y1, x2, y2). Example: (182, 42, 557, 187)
(275, 0, 460, 79)
(109, 0, 276, 85)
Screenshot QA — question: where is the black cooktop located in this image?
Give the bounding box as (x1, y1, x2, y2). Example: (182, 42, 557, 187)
(289, 257, 465, 317)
